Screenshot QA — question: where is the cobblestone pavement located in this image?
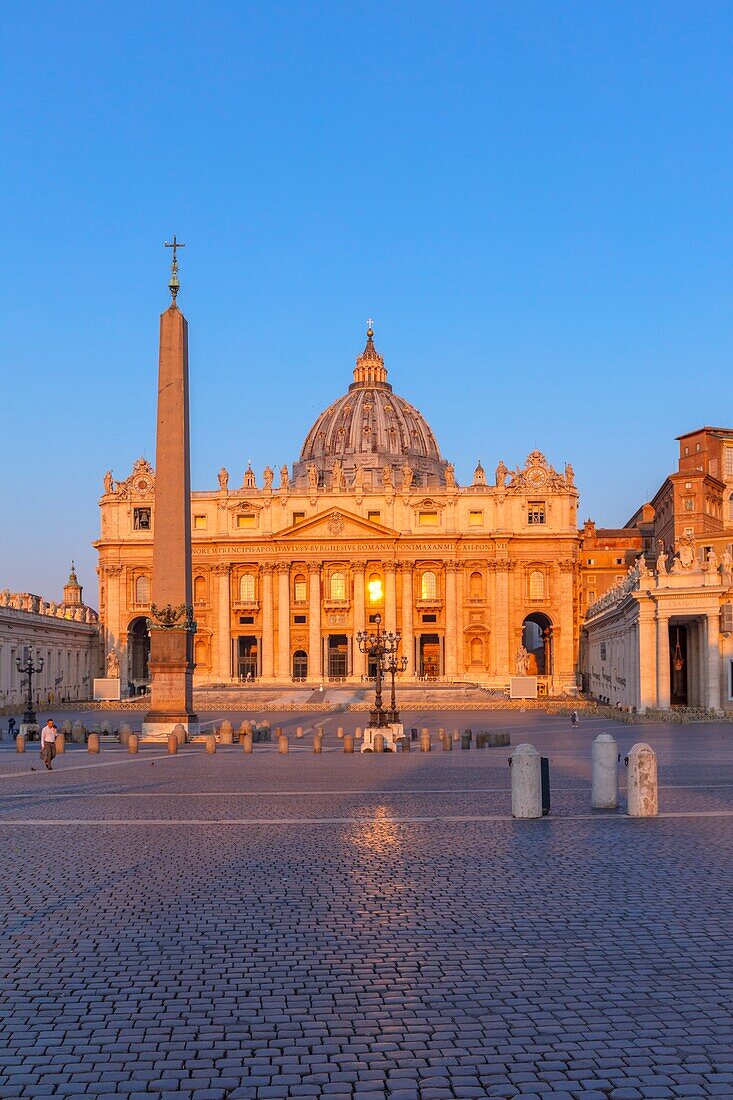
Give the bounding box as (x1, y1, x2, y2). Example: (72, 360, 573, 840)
(1, 715, 732, 1098)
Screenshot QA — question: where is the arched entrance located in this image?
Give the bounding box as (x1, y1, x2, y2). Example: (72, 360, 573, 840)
(522, 613, 552, 675)
(328, 634, 348, 679)
(128, 617, 150, 691)
(237, 636, 259, 680)
(292, 649, 308, 681)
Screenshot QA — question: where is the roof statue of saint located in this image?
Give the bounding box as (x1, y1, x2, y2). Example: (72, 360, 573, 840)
(291, 323, 450, 490)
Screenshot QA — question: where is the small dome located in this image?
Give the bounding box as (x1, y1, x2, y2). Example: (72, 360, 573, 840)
(292, 327, 448, 489)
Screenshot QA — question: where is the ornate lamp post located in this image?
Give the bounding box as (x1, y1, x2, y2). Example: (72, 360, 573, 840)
(16, 651, 44, 727)
(384, 653, 408, 725)
(356, 613, 401, 728)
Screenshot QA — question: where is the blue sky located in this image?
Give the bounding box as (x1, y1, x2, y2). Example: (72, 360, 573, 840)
(2, 1, 731, 599)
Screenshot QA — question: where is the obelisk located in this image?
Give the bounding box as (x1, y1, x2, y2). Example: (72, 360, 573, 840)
(142, 239, 198, 739)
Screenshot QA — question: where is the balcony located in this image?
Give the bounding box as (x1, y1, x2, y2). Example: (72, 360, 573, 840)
(232, 599, 260, 611)
(323, 599, 351, 611)
(416, 598, 442, 610)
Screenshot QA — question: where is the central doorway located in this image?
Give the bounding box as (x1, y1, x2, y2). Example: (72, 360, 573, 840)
(419, 634, 441, 678)
(328, 634, 348, 679)
(237, 636, 259, 680)
(522, 613, 552, 675)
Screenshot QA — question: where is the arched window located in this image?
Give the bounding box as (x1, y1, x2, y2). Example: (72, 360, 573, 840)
(194, 576, 206, 604)
(470, 638, 483, 664)
(293, 574, 307, 603)
(135, 575, 150, 604)
(368, 573, 383, 603)
(239, 573, 255, 601)
(330, 571, 346, 600)
(469, 571, 483, 599)
(421, 570, 437, 600)
(529, 570, 545, 600)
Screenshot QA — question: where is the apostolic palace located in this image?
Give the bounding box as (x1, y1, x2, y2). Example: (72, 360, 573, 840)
(95, 327, 582, 695)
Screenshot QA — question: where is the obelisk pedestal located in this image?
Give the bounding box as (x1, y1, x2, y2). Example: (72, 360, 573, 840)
(143, 248, 199, 740)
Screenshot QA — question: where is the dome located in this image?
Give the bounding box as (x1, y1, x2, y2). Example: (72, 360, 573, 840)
(292, 327, 449, 489)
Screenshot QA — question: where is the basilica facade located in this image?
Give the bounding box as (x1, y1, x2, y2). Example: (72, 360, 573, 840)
(95, 328, 582, 693)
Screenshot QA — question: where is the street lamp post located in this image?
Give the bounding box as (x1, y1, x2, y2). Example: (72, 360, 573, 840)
(356, 613, 401, 728)
(385, 654, 409, 725)
(16, 651, 45, 728)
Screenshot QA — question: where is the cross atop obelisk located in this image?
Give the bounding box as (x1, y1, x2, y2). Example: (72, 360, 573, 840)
(164, 236, 186, 305)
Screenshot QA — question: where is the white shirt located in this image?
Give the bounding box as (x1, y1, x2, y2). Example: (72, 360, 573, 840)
(40, 724, 57, 747)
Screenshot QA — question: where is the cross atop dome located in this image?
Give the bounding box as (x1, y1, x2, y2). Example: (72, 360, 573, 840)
(353, 320, 388, 387)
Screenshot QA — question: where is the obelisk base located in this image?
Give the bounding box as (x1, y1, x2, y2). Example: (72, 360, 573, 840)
(143, 628, 198, 741)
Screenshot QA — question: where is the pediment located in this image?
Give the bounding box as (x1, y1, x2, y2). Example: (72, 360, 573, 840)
(276, 508, 398, 541)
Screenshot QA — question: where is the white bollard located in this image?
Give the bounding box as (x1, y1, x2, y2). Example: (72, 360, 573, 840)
(591, 733, 619, 810)
(625, 742, 658, 818)
(509, 743, 542, 819)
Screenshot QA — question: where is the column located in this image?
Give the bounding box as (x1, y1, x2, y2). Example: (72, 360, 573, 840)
(105, 565, 123, 671)
(308, 563, 321, 682)
(445, 562, 458, 679)
(385, 562, 397, 636)
(688, 621, 700, 706)
(261, 564, 274, 680)
(656, 610, 670, 710)
(706, 611, 721, 711)
(353, 565, 366, 678)
(214, 564, 231, 679)
(494, 561, 511, 680)
(637, 603, 657, 712)
(277, 563, 290, 680)
(401, 564, 414, 679)
(557, 561, 576, 689)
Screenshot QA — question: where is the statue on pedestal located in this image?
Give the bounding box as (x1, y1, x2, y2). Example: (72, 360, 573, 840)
(515, 645, 530, 676)
(106, 650, 120, 678)
(218, 467, 229, 492)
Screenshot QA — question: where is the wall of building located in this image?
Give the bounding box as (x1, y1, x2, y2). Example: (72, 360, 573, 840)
(0, 604, 101, 709)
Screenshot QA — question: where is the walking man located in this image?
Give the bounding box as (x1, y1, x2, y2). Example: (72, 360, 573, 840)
(40, 719, 58, 770)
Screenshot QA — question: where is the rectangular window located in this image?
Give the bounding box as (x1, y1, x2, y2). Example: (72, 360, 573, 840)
(422, 613, 437, 623)
(726, 449, 733, 476)
(419, 511, 439, 526)
(468, 510, 483, 526)
(587, 558, 595, 565)
(588, 591, 596, 604)
(236, 514, 256, 529)
(292, 512, 305, 525)
(293, 614, 307, 625)
(367, 511, 381, 523)
(528, 501, 545, 525)
(193, 515, 207, 530)
(239, 615, 254, 625)
(600, 642, 607, 661)
(133, 507, 151, 531)
(294, 579, 307, 602)
(368, 613, 380, 624)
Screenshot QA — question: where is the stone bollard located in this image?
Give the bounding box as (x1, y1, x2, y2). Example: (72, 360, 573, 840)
(355, 726, 363, 741)
(337, 726, 344, 740)
(591, 733, 619, 810)
(461, 731, 471, 750)
(220, 721, 233, 745)
(72, 721, 85, 744)
(625, 742, 658, 818)
(344, 733, 354, 753)
(452, 728, 460, 743)
(128, 734, 139, 754)
(205, 733, 217, 754)
(167, 732, 178, 755)
(476, 731, 486, 749)
(420, 730, 431, 752)
(16, 734, 25, 754)
(411, 726, 418, 741)
(55, 732, 66, 754)
(296, 726, 304, 739)
(373, 733, 385, 753)
(242, 732, 253, 754)
(436, 727, 443, 743)
(274, 726, 283, 741)
(119, 722, 132, 747)
(173, 723, 186, 747)
(442, 731, 452, 751)
(278, 734, 289, 754)
(509, 743, 542, 819)
(313, 731, 323, 754)
(88, 733, 100, 754)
